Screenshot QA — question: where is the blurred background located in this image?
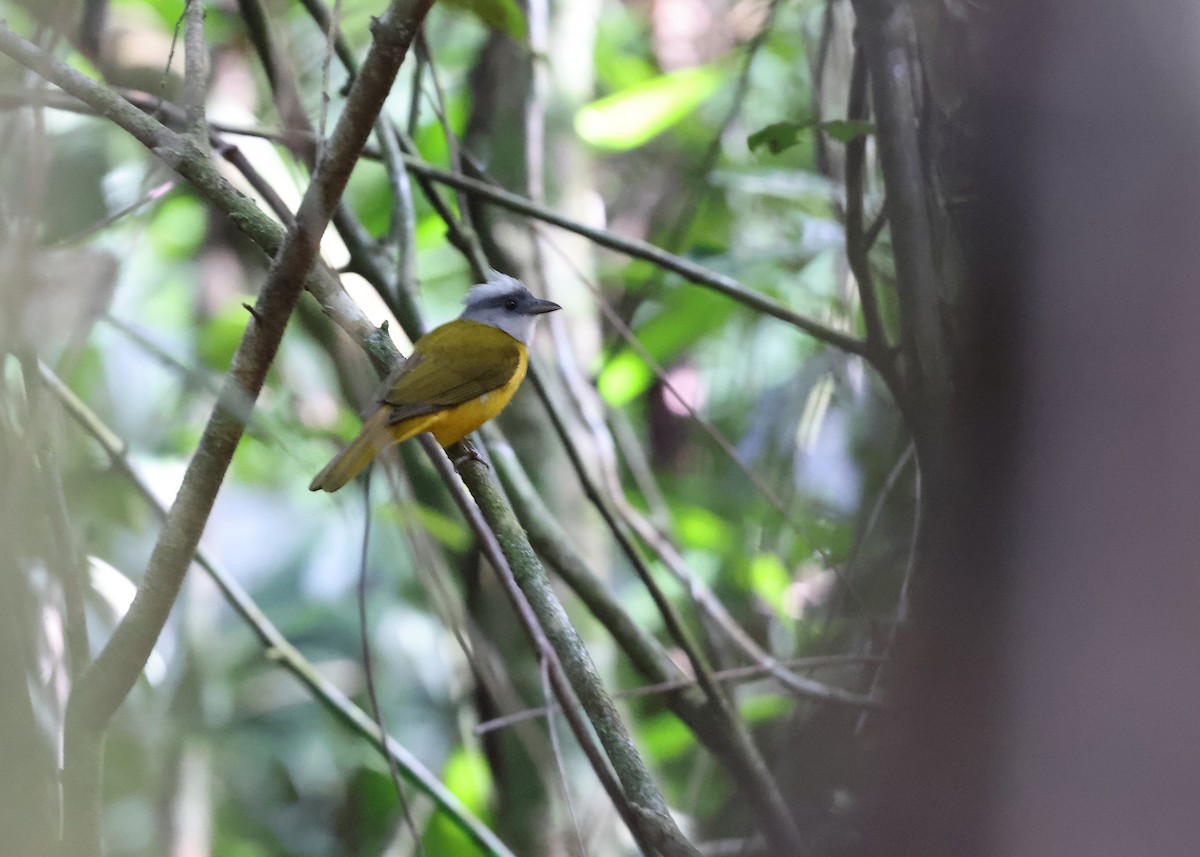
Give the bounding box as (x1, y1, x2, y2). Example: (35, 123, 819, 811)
(15, 1, 1196, 856)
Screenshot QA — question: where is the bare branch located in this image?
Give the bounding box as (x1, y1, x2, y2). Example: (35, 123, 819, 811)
(181, 0, 209, 147)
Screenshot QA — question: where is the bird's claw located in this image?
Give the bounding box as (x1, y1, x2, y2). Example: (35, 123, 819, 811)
(452, 439, 488, 469)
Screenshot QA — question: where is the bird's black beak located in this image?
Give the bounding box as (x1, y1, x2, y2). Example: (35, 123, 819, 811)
(528, 298, 561, 315)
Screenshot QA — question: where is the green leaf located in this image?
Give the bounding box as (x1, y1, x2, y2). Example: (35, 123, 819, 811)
(747, 120, 812, 155)
(738, 693, 792, 724)
(597, 284, 734, 405)
(149, 194, 208, 259)
(820, 119, 875, 143)
(197, 298, 252, 372)
(345, 159, 393, 237)
(425, 748, 494, 856)
(442, 747, 492, 810)
(441, 0, 527, 39)
(575, 64, 725, 151)
(747, 118, 875, 155)
(746, 552, 790, 616)
(640, 711, 696, 762)
(676, 506, 732, 552)
(597, 350, 654, 407)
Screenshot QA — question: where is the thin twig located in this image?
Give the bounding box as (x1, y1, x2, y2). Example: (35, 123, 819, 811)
(855, 463, 921, 735)
(540, 658, 588, 857)
(478, 654, 885, 735)
(235, 0, 317, 165)
(50, 180, 175, 247)
(528, 368, 878, 710)
(357, 471, 426, 854)
(294, 0, 359, 88)
(17, 354, 90, 677)
(525, 372, 726, 711)
(416, 33, 476, 238)
(372, 112, 420, 310)
(652, 0, 784, 263)
(834, 443, 915, 614)
(317, 0, 343, 165)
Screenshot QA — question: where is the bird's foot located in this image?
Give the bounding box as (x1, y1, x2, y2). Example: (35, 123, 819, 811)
(451, 439, 488, 469)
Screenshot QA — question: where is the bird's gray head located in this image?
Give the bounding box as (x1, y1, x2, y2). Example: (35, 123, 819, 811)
(459, 273, 560, 345)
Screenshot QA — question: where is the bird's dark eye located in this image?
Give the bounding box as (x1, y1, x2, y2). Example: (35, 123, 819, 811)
(505, 299, 518, 310)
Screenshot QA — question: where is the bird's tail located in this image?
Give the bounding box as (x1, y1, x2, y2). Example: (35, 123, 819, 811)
(309, 410, 389, 492)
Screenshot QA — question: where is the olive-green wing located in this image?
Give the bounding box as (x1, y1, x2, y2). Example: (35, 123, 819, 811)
(381, 321, 522, 424)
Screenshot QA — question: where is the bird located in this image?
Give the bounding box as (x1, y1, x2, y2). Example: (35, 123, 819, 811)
(309, 273, 561, 492)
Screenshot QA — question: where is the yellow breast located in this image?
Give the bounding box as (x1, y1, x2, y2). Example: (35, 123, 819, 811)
(397, 348, 529, 447)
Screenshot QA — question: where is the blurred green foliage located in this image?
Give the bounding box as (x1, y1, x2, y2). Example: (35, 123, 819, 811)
(0, 0, 915, 853)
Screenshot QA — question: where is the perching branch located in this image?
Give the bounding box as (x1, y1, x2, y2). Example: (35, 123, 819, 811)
(442, 442, 702, 857)
(0, 15, 811, 854)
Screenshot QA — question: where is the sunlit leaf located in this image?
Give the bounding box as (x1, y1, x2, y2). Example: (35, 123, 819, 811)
(677, 506, 731, 552)
(598, 285, 734, 405)
(597, 350, 653, 406)
(408, 504, 473, 552)
(198, 298, 253, 372)
(149, 194, 207, 259)
(443, 747, 492, 810)
(575, 64, 725, 151)
(640, 711, 696, 762)
(425, 747, 494, 855)
(738, 693, 792, 724)
(345, 159, 394, 237)
(634, 287, 732, 358)
(746, 552, 789, 615)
